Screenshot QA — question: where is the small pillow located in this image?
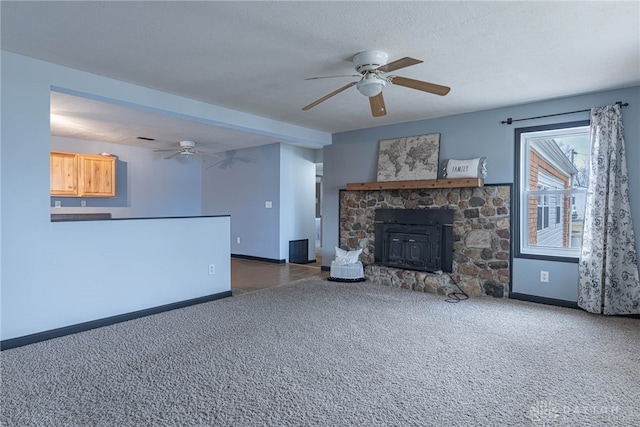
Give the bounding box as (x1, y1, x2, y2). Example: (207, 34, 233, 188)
(334, 247, 362, 265)
(443, 157, 487, 179)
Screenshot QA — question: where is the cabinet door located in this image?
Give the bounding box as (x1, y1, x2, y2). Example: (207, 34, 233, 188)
(79, 154, 116, 197)
(50, 152, 78, 196)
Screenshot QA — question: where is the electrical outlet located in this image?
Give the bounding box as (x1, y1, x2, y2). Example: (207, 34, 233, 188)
(81, 200, 86, 207)
(540, 270, 549, 283)
(265, 201, 272, 208)
(208, 264, 215, 275)
(236, 237, 241, 244)
(54, 201, 61, 208)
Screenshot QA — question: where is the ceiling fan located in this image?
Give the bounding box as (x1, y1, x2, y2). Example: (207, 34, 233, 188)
(205, 150, 251, 170)
(302, 50, 450, 117)
(153, 140, 220, 162)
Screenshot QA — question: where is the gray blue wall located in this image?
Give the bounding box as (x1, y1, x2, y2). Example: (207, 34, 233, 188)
(2, 46, 637, 341)
(202, 144, 281, 259)
(279, 144, 317, 261)
(323, 86, 640, 302)
(201, 142, 317, 262)
(1, 51, 329, 341)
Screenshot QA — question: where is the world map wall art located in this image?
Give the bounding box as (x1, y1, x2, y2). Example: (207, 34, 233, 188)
(376, 133, 441, 181)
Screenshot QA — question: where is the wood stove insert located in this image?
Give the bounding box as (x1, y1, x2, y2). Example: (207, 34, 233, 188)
(374, 209, 454, 273)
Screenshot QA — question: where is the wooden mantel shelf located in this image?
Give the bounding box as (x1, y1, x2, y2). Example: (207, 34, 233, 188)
(345, 177, 484, 191)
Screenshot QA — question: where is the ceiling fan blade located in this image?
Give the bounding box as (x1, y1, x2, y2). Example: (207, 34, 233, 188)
(193, 152, 207, 163)
(204, 159, 224, 170)
(194, 150, 221, 158)
(305, 74, 360, 80)
(376, 57, 423, 73)
(164, 152, 182, 160)
(302, 81, 357, 111)
(153, 148, 181, 152)
(390, 76, 451, 96)
(369, 93, 387, 117)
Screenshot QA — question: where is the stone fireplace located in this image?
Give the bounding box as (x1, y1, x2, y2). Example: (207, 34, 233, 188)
(339, 184, 511, 297)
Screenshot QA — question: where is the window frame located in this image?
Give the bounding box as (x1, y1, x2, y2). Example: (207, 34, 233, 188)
(514, 120, 590, 263)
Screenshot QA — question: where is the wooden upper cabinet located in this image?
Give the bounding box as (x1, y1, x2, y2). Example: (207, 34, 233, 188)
(50, 151, 79, 196)
(50, 151, 116, 197)
(78, 154, 116, 197)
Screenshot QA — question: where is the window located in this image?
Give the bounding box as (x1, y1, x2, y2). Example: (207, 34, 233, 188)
(515, 120, 590, 261)
(536, 190, 549, 231)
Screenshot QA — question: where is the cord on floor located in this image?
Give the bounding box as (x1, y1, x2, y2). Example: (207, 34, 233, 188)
(445, 274, 468, 303)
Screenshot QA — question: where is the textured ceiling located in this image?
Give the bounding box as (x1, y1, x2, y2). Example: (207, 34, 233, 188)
(2, 1, 639, 151)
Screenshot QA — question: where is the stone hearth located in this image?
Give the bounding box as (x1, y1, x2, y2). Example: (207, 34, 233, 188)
(339, 185, 511, 297)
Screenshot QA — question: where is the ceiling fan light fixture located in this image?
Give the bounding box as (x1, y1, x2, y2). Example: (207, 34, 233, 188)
(179, 140, 196, 149)
(356, 76, 386, 97)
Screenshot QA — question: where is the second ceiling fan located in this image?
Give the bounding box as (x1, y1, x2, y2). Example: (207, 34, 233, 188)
(302, 50, 450, 117)
(153, 140, 219, 162)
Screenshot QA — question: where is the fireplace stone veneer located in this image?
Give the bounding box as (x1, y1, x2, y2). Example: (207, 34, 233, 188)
(339, 184, 511, 297)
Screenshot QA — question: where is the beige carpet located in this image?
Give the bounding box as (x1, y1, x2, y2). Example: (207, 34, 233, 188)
(2, 278, 639, 426)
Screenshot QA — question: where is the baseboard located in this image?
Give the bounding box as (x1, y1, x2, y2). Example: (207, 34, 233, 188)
(291, 259, 317, 265)
(1, 290, 232, 351)
(509, 293, 640, 318)
(231, 254, 285, 264)
(509, 292, 579, 309)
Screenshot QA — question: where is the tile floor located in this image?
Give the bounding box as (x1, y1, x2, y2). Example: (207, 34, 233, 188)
(231, 255, 327, 295)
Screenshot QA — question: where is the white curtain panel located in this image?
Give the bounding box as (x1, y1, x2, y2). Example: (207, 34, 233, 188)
(578, 104, 640, 314)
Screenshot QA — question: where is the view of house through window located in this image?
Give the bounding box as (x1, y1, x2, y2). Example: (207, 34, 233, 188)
(515, 121, 590, 260)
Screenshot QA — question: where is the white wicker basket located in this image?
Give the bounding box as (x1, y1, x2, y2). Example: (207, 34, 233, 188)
(329, 260, 364, 280)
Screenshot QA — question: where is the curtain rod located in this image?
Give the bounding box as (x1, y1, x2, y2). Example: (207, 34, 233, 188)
(501, 101, 629, 125)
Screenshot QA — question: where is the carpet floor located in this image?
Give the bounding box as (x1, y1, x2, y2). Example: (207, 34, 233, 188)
(1, 278, 639, 426)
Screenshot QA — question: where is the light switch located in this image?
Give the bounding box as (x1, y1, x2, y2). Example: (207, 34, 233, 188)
(265, 201, 272, 208)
